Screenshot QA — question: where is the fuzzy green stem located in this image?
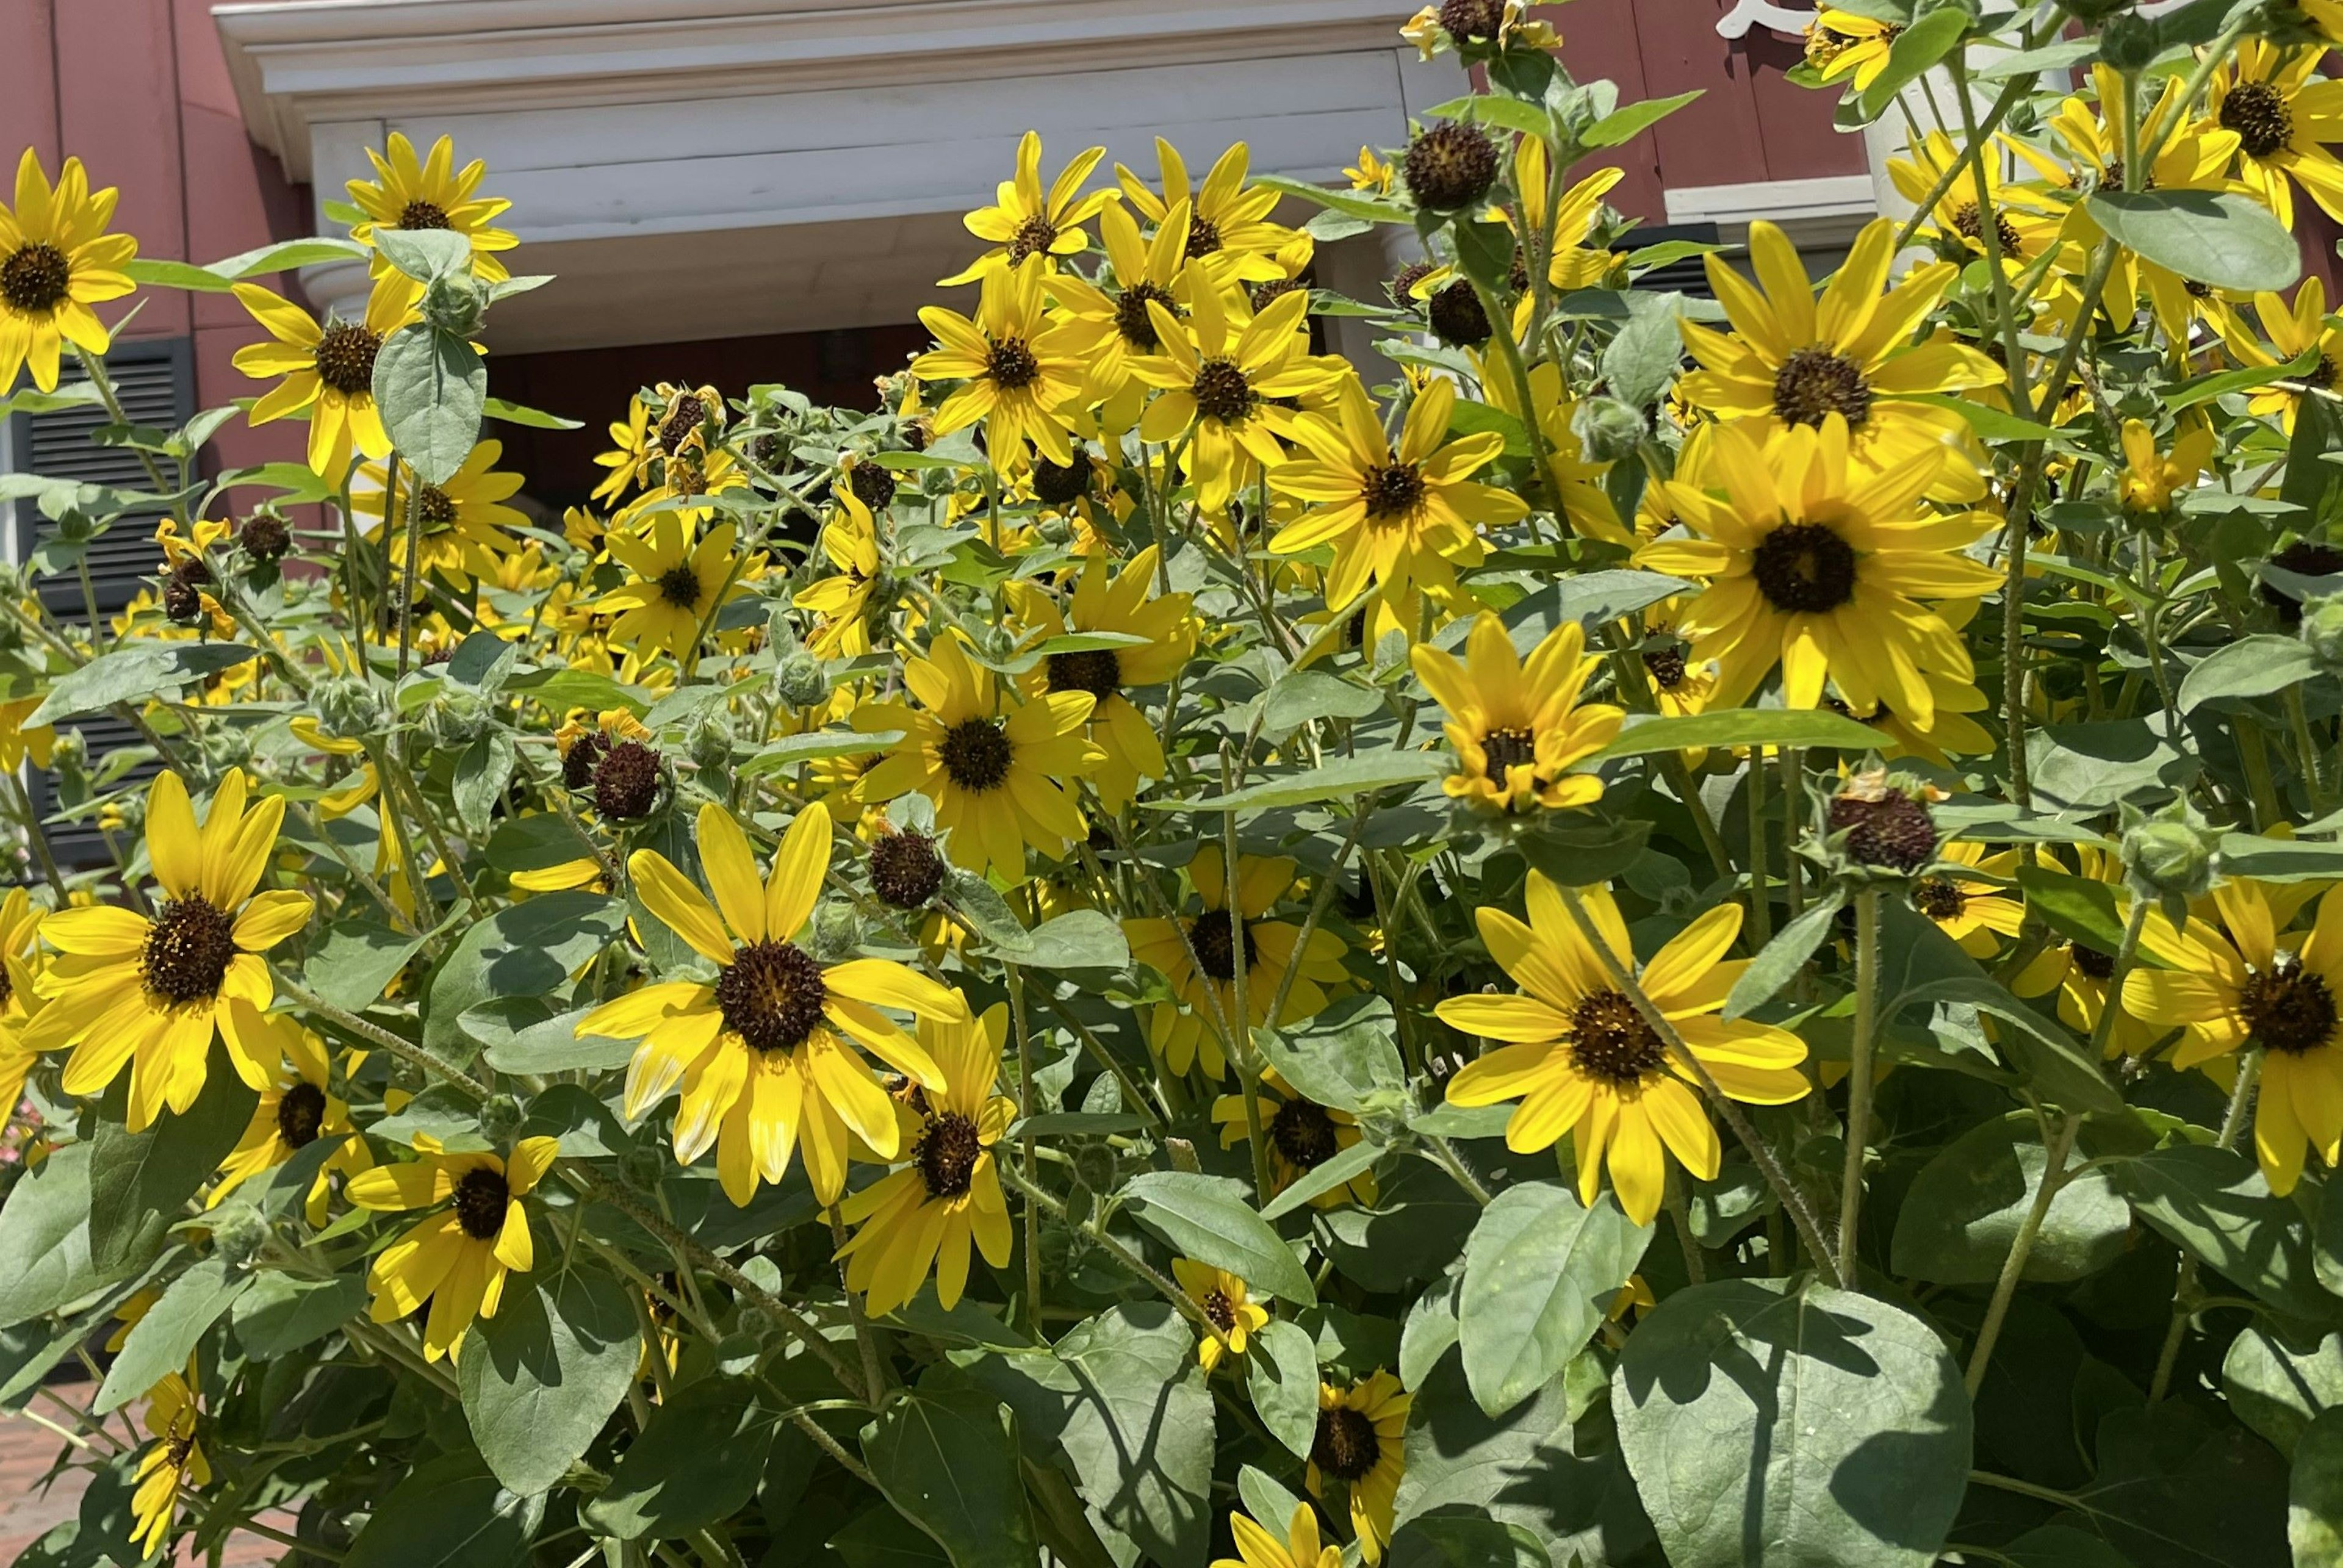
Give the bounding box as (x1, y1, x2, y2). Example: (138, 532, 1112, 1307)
(1838, 886, 1882, 1286)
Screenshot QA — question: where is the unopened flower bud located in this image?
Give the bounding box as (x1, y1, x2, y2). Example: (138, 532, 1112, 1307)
(420, 273, 486, 337)
(2097, 10, 2159, 69)
(479, 1094, 525, 1143)
(206, 1203, 268, 1266)
(423, 688, 492, 750)
(774, 651, 829, 709)
(2120, 800, 2219, 909)
(686, 710, 736, 776)
(1572, 395, 1649, 460)
(314, 675, 386, 743)
(810, 897, 861, 963)
(2301, 591, 2343, 675)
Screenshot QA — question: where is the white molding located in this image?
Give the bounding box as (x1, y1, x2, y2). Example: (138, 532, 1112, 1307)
(1662, 174, 1879, 248)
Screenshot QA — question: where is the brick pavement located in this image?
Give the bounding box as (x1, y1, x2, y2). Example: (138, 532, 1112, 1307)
(0, 1386, 284, 1566)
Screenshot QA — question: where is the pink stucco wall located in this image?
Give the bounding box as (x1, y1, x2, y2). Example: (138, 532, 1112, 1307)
(0, 0, 309, 475)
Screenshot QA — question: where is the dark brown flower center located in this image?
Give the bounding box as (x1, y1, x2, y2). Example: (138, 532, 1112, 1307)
(1312, 1406, 1380, 1481)
(1771, 347, 1873, 429)
(563, 732, 609, 791)
(0, 242, 70, 314)
(276, 1081, 326, 1148)
(313, 321, 382, 397)
(657, 563, 702, 610)
(849, 462, 898, 512)
(1191, 358, 1257, 423)
(1478, 726, 1537, 781)
(1269, 1094, 1339, 1170)
(142, 896, 240, 1005)
(938, 718, 1013, 792)
(915, 1110, 982, 1198)
(2222, 81, 2294, 160)
(1007, 215, 1059, 265)
(165, 1431, 195, 1469)
(1115, 281, 1175, 351)
(1827, 789, 1938, 872)
(714, 938, 830, 1054)
(666, 451, 707, 497)
(1951, 201, 2024, 258)
(1185, 214, 1224, 260)
(987, 337, 1040, 391)
(1751, 521, 1859, 614)
(453, 1165, 510, 1240)
(1188, 908, 1256, 984)
(658, 393, 706, 455)
(1362, 461, 1426, 521)
(870, 830, 946, 909)
(1569, 990, 1668, 1086)
(1046, 648, 1121, 702)
(2068, 941, 2117, 981)
(2239, 955, 2338, 1055)
(1644, 646, 1688, 689)
(1201, 1287, 1237, 1331)
(1032, 455, 1090, 507)
(593, 740, 662, 820)
(416, 484, 456, 528)
(397, 200, 451, 231)
(1912, 879, 1967, 921)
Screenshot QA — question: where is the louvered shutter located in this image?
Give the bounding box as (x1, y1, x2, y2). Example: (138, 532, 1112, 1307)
(1628, 223, 1722, 298)
(4, 337, 192, 869)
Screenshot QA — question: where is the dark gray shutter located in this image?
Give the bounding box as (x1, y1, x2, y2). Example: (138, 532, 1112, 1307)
(5, 337, 193, 870)
(7, 336, 193, 620)
(1628, 222, 1722, 297)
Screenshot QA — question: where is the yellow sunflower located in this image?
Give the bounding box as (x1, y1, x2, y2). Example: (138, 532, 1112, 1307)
(914, 256, 1089, 470)
(1306, 1372, 1411, 1564)
(361, 438, 529, 586)
(1114, 140, 1298, 286)
(347, 132, 516, 286)
(1804, 11, 1902, 90)
(835, 1003, 1015, 1317)
(1217, 1502, 1342, 1568)
(598, 514, 754, 670)
(1635, 415, 2001, 727)
(577, 802, 965, 1206)
(1173, 1258, 1270, 1372)
(2012, 845, 2161, 1060)
(231, 273, 413, 479)
(851, 631, 1103, 880)
(1009, 544, 1198, 812)
(130, 1364, 207, 1559)
(592, 395, 657, 504)
(1638, 597, 1718, 722)
(2117, 416, 2215, 515)
(1909, 841, 2025, 958)
(1676, 217, 2001, 481)
(1513, 139, 1621, 292)
(350, 1135, 558, 1362)
(29, 770, 312, 1132)
(796, 488, 882, 658)
(1269, 373, 1524, 611)
(0, 149, 135, 393)
(2124, 881, 2343, 1194)
(1130, 849, 1351, 1083)
(207, 1012, 370, 1225)
(1213, 1069, 1377, 1208)
(2203, 40, 2343, 229)
(1132, 278, 1345, 513)
(1480, 359, 1630, 546)
(943, 131, 1114, 286)
(0, 888, 45, 1118)
(1043, 198, 1193, 422)
(1436, 876, 1810, 1225)
(2222, 277, 2343, 434)
(1411, 611, 1621, 813)
(1889, 130, 2069, 273)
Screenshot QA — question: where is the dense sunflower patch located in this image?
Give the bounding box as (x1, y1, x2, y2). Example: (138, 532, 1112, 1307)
(7, 4, 2343, 1564)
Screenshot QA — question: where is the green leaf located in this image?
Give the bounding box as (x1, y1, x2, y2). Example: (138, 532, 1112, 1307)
(2178, 635, 2323, 713)
(984, 910, 1129, 972)
(87, 1048, 259, 1274)
(303, 918, 427, 1013)
(2013, 865, 2129, 956)
(1888, 1113, 2130, 1284)
(2025, 716, 2194, 812)
(484, 1007, 632, 1074)
(372, 228, 474, 283)
(1601, 293, 1686, 409)
(1245, 1318, 1321, 1458)
(743, 730, 900, 776)
(1262, 669, 1382, 730)
(0, 1143, 131, 1329)
(1258, 1138, 1383, 1221)
(124, 257, 238, 293)
(1587, 708, 1882, 760)
(452, 732, 516, 836)
(344, 1453, 541, 1568)
(2114, 1144, 2342, 1322)
(26, 641, 257, 727)
(863, 1389, 1041, 1568)
(1899, 391, 2059, 442)
(461, 1267, 641, 1497)
(833, 1506, 956, 1567)
(373, 324, 487, 487)
(1389, 1519, 1552, 1568)
(1425, 94, 1555, 139)
(425, 891, 626, 1058)
(1392, 1353, 1654, 1568)
(2283, 379, 2343, 522)
(1614, 1279, 1971, 1568)
(2225, 1325, 2343, 1459)
(1148, 753, 1444, 811)
(95, 1256, 248, 1414)
(1258, 998, 1406, 1115)
(1121, 1172, 1315, 1307)
(1582, 90, 1702, 148)
(1892, 976, 2125, 1117)
(1724, 889, 1846, 1019)
(2293, 1409, 2343, 1567)
(957, 1303, 1214, 1568)
(1855, 7, 1971, 120)
(483, 395, 583, 431)
(231, 1271, 367, 1358)
(1398, 1276, 1461, 1390)
(584, 1375, 778, 1539)
(1458, 1181, 1650, 1417)
(1514, 813, 1654, 890)
(2166, 351, 2319, 409)
(1999, 1527, 2140, 1567)
(2086, 191, 2303, 292)
(2065, 1402, 2288, 1568)
(2222, 833, 2343, 883)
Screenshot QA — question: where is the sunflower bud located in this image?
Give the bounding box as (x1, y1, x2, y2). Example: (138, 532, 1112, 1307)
(422, 688, 492, 750)
(621, 1145, 665, 1193)
(2096, 9, 2159, 68)
(810, 897, 861, 963)
(478, 1094, 525, 1144)
(1822, 768, 1940, 879)
(1071, 1141, 1118, 1194)
(2301, 592, 2343, 676)
(774, 650, 829, 709)
(685, 709, 736, 777)
(1572, 395, 1649, 462)
(2120, 799, 2219, 916)
(420, 273, 486, 337)
(314, 675, 386, 743)
(206, 1202, 269, 1267)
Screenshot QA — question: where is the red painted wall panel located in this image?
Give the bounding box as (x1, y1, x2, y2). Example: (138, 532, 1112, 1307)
(0, 1, 59, 177)
(54, 0, 190, 338)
